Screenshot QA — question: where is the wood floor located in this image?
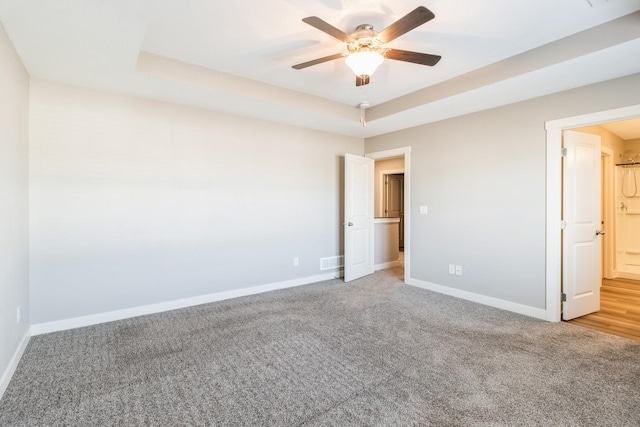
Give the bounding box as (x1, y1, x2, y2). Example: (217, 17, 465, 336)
(568, 278, 640, 341)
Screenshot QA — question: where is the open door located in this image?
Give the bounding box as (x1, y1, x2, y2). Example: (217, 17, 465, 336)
(562, 130, 602, 320)
(344, 154, 374, 282)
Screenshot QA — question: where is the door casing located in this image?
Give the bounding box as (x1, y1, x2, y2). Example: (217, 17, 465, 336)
(601, 147, 615, 280)
(546, 104, 640, 322)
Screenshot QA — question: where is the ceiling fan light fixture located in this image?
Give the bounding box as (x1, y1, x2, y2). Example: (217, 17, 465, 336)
(346, 50, 384, 78)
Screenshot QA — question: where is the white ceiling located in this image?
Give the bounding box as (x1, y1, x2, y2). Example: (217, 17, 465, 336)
(1, 0, 640, 138)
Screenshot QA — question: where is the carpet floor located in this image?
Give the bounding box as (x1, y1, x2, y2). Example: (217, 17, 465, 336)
(1, 267, 639, 426)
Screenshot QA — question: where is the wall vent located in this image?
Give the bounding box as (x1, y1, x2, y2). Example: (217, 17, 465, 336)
(320, 255, 344, 270)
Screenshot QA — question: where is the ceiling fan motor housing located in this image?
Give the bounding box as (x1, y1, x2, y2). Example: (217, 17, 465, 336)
(348, 24, 385, 53)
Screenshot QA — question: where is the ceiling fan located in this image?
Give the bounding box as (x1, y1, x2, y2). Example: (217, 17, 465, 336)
(292, 6, 441, 86)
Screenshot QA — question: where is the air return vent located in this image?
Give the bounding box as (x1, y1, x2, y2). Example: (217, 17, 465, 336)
(320, 256, 344, 270)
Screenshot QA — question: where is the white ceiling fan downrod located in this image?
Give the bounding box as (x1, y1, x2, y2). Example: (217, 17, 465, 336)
(359, 102, 370, 127)
(359, 86, 370, 127)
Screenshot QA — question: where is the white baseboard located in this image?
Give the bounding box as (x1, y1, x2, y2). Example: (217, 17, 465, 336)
(31, 272, 341, 336)
(375, 260, 401, 271)
(408, 278, 548, 320)
(0, 328, 30, 400)
(614, 270, 640, 281)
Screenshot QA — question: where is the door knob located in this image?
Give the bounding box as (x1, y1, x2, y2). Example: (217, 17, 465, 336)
(596, 230, 605, 236)
(347, 222, 353, 227)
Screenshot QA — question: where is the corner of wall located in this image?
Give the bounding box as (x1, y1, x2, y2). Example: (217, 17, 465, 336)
(0, 329, 30, 400)
(0, 19, 31, 403)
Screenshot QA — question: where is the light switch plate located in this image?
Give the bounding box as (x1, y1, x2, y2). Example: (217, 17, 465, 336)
(419, 206, 428, 215)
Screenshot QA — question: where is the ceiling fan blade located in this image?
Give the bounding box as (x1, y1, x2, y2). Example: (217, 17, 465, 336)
(377, 6, 435, 44)
(355, 75, 370, 86)
(302, 16, 355, 43)
(385, 49, 441, 66)
(292, 53, 346, 70)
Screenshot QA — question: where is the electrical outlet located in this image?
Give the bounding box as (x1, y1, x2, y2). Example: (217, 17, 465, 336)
(455, 265, 463, 276)
(293, 257, 299, 267)
(16, 305, 21, 324)
(448, 264, 455, 274)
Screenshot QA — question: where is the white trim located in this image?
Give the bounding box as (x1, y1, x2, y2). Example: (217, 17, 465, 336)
(366, 147, 411, 285)
(545, 104, 640, 322)
(0, 328, 30, 400)
(601, 146, 615, 279)
(374, 217, 400, 224)
(375, 260, 402, 271)
(366, 148, 410, 160)
(616, 271, 640, 281)
(408, 278, 547, 320)
(30, 272, 339, 335)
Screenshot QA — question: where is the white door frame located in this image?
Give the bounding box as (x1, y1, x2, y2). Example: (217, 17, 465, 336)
(365, 147, 411, 283)
(601, 147, 615, 279)
(545, 104, 640, 322)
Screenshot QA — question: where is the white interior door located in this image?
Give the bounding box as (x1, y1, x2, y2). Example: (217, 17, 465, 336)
(563, 130, 602, 320)
(344, 153, 374, 282)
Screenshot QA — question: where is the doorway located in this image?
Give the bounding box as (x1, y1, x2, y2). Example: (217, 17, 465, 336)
(384, 174, 404, 249)
(546, 104, 640, 322)
(564, 122, 640, 340)
(366, 147, 411, 283)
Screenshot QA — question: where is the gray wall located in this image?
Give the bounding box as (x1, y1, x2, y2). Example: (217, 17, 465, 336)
(29, 79, 363, 324)
(365, 72, 640, 310)
(0, 23, 30, 391)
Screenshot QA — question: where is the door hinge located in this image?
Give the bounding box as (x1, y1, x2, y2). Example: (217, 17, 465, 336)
(560, 293, 567, 302)
(561, 147, 567, 157)
(560, 220, 567, 230)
